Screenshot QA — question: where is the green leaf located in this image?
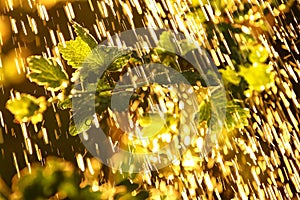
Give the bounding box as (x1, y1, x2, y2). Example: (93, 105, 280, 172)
(27, 56, 69, 91)
(69, 115, 92, 136)
(96, 46, 131, 72)
(197, 98, 249, 131)
(68, 93, 95, 136)
(219, 66, 241, 85)
(225, 101, 250, 131)
(110, 55, 141, 72)
(139, 114, 166, 137)
(158, 31, 176, 53)
(58, 37, 92, 69)
(6, 93, 47, 124)
(57, 97, 72, 110)
(186, 8, 206, 23)
(181, 70, 206, 86)
(114, 179, 149, 200)
(197, 85, 226, 125)
(179, 39, 197, 55)
(79, 46, 131, 80)
(239, 63, 274, 92)
(189, 0, 203, 7)
(248, 44, 269, 63)
(159, 53, 178, 69)
(68, 88, 98, 136)
(211, 0, 235, 11)
(134, 191, 150, 200)
(78, 186, 101, 199)
(11, 157, 100, 200)
(198, 100, 211, 123)
(72, 21, 98, 49)
(116, 179, 139, 192)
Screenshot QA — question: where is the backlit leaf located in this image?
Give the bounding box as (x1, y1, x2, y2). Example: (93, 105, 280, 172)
(198, 100, 211, 123)
(6, 93, 47, 124)
(79, 45, 131, 80)
(179, 39, 197, 55)
(158, 31, 176, 53)
(69, 116, 92, 136)
(27, 56, 69, 91)
(186, 7, 206, 23)
(220, 66, 241, 85)
(225, 101, 250, 131)
(58, 37, 91, 69)
(239, 63, 274, 92)
(248, 44, 269, 63)
(11, 157, 101, 199)
(72, 21, 98, 49)
(57, 97, 72, 110)
(69, 94, 94, 136)
(139, 114, 166, 138)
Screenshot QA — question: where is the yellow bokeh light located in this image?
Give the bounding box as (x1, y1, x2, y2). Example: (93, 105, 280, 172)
(0, 16, 12, 45)
(1, 48, 31, 86)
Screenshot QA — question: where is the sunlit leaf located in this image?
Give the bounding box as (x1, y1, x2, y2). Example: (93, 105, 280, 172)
(197, 98, 249, 131)
(139, 114, 166, 138)
(198, 100, 211, 123)
(179, 39, 197, 55)
(57, 97, 72, 110)
(79, 46, 131, 80)
(225, 101, 250, 131)
(239, 63, 274, 92)
(186, 8, 206, 25)
(211, 0, 235, 11)
(27, 56, 69, 91)
(72, 21, 98, 49)
(11, 157, 101, 199)
(158, 31, 176, 53)
(219, 66, 241, 85)
(189, 0, 202, 7)
(69, 112, 93, 136)
(6, 94, 47, 124)
(58, 37, 91, 69)
(110, 55, 141, 72)
(248, 44, 269, 63)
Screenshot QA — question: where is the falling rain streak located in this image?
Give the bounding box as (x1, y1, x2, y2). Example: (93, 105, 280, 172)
(0, 0, 299, 199)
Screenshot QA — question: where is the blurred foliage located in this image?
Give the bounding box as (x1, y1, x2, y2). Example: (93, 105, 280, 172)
(6, 94, 47, 124)
(10, 158, 101, 200)
(0, 157, 150, 200)
(239, 63, 274, 93)
(3, 0, 291, 199)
